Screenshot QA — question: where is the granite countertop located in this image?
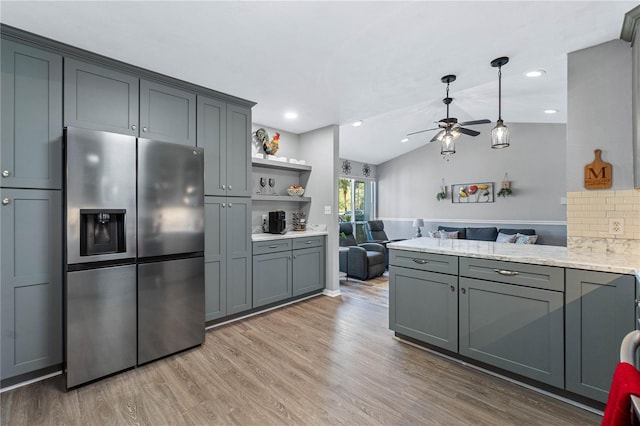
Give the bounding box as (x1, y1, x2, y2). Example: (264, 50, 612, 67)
(387, 238, 640, 277)
(251, 230, 328, 242)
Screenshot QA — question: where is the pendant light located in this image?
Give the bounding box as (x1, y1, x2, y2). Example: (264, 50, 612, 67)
(440, 75, 457, 155)
(490, 56, 510, 149)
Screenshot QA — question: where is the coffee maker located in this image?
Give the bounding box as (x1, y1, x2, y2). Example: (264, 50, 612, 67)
(268, 210, 286, 234)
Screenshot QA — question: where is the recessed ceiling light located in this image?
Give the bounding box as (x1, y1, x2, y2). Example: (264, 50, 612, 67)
(284, 111, 298, 119)
(525, 69, 546, 78)
(544, 109, 558, 114)
(352, 120, 363, 127)
(401, 138, 409, 143)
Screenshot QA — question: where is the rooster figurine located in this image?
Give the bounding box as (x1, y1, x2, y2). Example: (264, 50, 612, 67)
(263, 132, 280, 155)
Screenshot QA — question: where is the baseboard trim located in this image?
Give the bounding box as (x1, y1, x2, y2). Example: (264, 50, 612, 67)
(322, 288, 341, 297)
(0, 370, 62, 393)
(394, 336, 603, 417)
(206, 292, 324, 330)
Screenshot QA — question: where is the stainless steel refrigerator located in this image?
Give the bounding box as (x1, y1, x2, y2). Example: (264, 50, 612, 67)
(65, 127, 204, 388)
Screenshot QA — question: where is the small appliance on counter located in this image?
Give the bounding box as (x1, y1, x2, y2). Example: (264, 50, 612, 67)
(268, 210, 286, 234)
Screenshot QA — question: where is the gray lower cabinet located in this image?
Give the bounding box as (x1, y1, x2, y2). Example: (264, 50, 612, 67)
(1, 188, 62, 380)
(140, 79, 196, 146)
(458, 277, 564, 388)
(204, 196, 252, 321)
(64, 58, 139, 136)
(292, 245, 325, 296)
(253, 250, 292, 308)
(565, 269, 635, 403)
(389, 266, 458, 352)
(1, 39, 63, 190)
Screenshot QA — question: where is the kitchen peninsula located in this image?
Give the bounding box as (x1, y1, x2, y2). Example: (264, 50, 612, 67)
(388, 238, 640, 406)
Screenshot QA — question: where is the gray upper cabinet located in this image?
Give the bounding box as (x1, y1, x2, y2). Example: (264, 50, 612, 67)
(565, 269, 635, 403)
(64, 58, 138, 136)
(459, 277, 564, 388)
(1, 189, 62, 380)
(140, 79, 196, 146)
(198, 96, 251, 197)
(1, 40, 62, 190)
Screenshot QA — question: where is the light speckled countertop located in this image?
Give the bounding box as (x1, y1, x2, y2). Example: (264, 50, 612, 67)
(387, 238, 640, 277)
(251, 230, 328, 242)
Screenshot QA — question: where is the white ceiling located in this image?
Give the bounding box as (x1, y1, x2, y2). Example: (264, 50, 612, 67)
(1, 1, 636, 165)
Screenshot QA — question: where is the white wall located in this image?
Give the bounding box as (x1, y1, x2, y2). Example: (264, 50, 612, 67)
(567, 39, 634, 191)
(377, 122, 567, 222)
(299, 125, 340, 294)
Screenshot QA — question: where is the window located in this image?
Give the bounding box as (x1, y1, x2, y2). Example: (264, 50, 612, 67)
(338, 177, 376, 243)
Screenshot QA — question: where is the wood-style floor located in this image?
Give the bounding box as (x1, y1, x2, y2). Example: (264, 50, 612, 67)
(2, 275, 600, 425)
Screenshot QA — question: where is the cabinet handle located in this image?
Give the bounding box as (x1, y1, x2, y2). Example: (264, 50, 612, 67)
(294, 255, 297, 259)
(461, 288, 466, 294)
(142, 126, 148, 132)
(222, 184, 226, 190)
(2, 170, 10, 177)
(494, 269, 520, 276)
(450, 285, 455, 292)
(228, 185, 232, 190)
(269, 245, 278, 248)
(131, 124, 137, 131)
(413, 258, 429, 264)
(635, 299, 640, 308)
(222, 203, 226, 208)
(306, 241, 312, 244)
(228, 202, 233, 207)
(2, 198, 10, 205)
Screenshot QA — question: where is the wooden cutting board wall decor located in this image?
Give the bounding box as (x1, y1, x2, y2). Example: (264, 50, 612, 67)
(584, 149, 612, 189)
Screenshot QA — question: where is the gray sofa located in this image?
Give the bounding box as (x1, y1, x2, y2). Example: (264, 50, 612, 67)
(339, 223, 386, 280)
(436, 226, 538, 243)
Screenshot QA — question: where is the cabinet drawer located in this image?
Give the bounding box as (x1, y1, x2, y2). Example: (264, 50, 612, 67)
(389, 250, 458, 275)
(292, 235, 325, 250)
(459, 257, 564, 292)
(253, 239, 292, 255)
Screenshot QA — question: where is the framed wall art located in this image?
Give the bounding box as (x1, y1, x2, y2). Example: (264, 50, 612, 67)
(451, 182, 494, 203)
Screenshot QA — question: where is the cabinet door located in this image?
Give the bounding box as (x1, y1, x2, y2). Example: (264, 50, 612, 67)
(566, 269, 635, 403)
(1, 40, 62, 189)
(204, 196, 227, 321)
(64, 58, 138, 136)
(197, 96, 227, 196)
(1, 189, 62, 379)
(389, 266, 458, 352)
(253, 251, 292, 308)
(140, 80, 196, 146)
(226, 104, 251, 197)
(459, 277, 564, 388)
(226, 198, 252, 314)
(292, 246, 325, 296)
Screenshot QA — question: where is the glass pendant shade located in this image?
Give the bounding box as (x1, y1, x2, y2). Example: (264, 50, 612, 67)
(440, 131, 456, 155)
(491, 119, 510, 149)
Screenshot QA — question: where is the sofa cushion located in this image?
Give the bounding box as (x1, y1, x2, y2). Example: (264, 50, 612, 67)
(496, 232, 518, 243)
(438, 226, 466, 239)
(439, 230, 459, 239)
(515, 233, 538, 244)
(466, 227, 498, 241)
(498, 228, 536, 236)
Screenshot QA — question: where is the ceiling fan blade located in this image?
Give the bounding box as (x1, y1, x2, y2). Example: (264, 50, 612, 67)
(458, 127, 481, 137)
(430, 131, 444, 143)
(458, 119, 491, 126)
(407, 127, 440, 136)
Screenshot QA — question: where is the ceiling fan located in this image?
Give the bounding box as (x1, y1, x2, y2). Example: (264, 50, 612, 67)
(408, 75, 491, 145)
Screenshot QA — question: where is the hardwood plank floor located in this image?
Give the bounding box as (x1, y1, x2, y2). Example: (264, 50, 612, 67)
(2, 275, 601, 425)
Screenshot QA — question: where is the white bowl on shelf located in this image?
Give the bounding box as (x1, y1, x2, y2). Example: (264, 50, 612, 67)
(287, 187, 305, 196)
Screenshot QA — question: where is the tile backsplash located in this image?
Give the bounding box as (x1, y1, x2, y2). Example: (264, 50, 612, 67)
(566, 189, 640, 255)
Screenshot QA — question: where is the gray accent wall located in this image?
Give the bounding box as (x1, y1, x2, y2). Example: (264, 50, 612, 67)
(376, 122, 567, 224)
(567, 39, 634, 191)
(299, 125, 340, 293)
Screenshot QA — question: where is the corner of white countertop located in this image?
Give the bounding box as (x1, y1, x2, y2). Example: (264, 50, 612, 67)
(387, 238, 640, 277)
(251, 230, 328, 242)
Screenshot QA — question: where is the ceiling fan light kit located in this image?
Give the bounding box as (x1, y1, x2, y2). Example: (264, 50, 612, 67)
(491, 56, 511, 149)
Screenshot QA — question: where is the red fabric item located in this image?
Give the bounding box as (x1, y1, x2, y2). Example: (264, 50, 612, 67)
(602, 362, 640, 426)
